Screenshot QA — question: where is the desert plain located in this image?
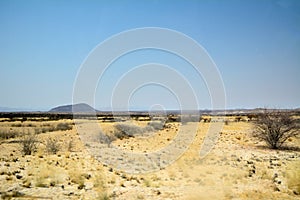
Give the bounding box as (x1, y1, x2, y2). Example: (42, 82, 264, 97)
(0, 113, 299, 200)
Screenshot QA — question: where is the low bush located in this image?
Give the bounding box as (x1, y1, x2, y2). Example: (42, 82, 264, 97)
(0, 130, 19, 140)
(56, 122, 72, 131)
(180, 115, 201, 123)
(45, 137, 60, 154)
(20, 134, 38, 155)
(114, 123, 143, 137)
(147, 121, 164, 130)
(113, 121, 165, 139)
(98, 131, 115, 145)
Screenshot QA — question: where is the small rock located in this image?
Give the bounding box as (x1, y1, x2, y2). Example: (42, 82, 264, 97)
(247, 160, 253, 165)
(84, 182, 93, 190)
(16, 174, 22, 179)
(77, 184, 84, 190)
(274, 186, 280, 192)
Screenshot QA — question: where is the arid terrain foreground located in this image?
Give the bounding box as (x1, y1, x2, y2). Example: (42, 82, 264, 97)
(0, 112, 299, 200)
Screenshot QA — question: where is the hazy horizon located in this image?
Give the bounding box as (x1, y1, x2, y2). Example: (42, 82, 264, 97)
(1, 0, 299, 111)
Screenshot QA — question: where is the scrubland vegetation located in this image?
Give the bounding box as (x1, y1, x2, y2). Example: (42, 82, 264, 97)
(0, 111, 299, 199)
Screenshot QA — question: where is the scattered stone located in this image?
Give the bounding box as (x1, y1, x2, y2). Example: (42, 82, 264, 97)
(77, 184, 85, 190)
(16, 174, 22, 179)
(247, 160, 253, 165)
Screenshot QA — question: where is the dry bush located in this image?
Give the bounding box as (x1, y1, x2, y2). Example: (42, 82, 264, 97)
(147, 121, 164, 130)
(113, 121, 165, 139)
(253, 110, 299, 149)
(98, 131, 115, 146)
(45, 137, 60, 154)
(114, 123, 143, 138)
(0, 130, 19, 140)
(33, 122, 72, 134)
(20, 133, 38, 155)
(69, 171, 86, 189)
(180, 115, 201, 123)
(56, 122, 72, 131)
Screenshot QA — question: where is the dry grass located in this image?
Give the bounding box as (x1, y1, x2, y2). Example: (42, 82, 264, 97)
(286, 160, 300, 195)
(45, 137, 60, 154)
(0, 116, 299, 199)
(20, 133, 39, 155)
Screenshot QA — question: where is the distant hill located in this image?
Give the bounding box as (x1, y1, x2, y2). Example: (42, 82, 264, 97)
(49, 103, 98, 113)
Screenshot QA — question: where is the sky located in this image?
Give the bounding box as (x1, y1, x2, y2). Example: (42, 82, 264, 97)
(0, 0, 299, 111)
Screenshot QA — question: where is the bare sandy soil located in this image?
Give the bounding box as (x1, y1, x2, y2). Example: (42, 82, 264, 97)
(0, 118, 299, 199)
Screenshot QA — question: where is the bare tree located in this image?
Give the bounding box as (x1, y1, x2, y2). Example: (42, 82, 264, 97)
(253, 110, 299, 149)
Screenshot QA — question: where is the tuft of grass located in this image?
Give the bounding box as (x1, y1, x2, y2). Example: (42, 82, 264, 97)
(33, 164, 62, 188)
(67, 138, 75, 152)
(286, 161, 300, 195)
(97, 193, 110, 200)
(69, 171, 85, 188)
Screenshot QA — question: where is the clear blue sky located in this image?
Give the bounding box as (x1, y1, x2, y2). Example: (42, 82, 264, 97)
(0, 0, 299, 111)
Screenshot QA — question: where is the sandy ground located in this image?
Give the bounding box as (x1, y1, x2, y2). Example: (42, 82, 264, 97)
(0, 118, 299, 199)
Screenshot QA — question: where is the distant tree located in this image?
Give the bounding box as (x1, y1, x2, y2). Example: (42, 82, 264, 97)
(253, 110, 299, 149)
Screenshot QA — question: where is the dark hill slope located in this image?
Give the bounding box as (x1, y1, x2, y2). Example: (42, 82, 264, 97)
(49, 103, 98, 113)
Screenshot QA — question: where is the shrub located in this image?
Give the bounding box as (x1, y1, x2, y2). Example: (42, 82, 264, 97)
(56, 123, 72, 131)
(98, 131, 114, 146)
(0, 130, 19, 140)
(45, 137, 60, 154)
(180, 115, 200, 123)
(253, 110, 299, 149)
(20, 134, 38, 155)
(114, 123, 143, 137)
(147, 121, 164, 130)
(113, 121, 166, 140)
